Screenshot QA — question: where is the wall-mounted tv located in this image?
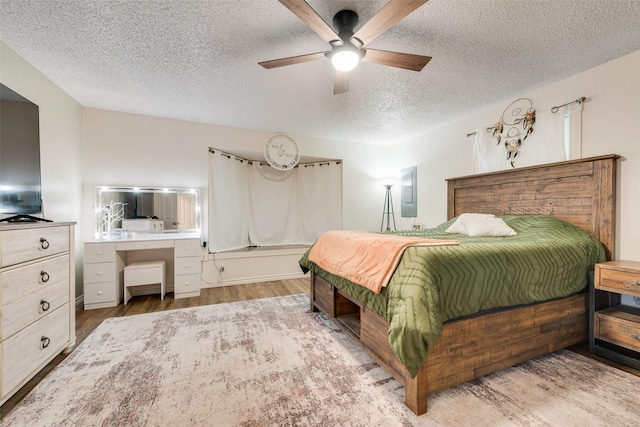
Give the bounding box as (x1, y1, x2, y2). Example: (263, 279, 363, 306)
(0, 83, 46, 222)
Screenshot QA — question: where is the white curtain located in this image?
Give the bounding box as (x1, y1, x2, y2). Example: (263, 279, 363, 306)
(208, 151, 250, 252)
(564, 102, 583, 160)
(248, 163, 299, 246)
(208, 149, 343, 252)
(474, 107, 568, 173)
(297, 162, 343, 244)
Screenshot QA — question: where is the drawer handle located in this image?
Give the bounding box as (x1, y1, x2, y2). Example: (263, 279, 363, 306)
(622, 280, 640, 290)
(632, 334, 640, 342)
(40, 299, 51, 312)
(41, 271, 50, 283)
(40, 238, 50, 250)
(41, 336, 51, 349)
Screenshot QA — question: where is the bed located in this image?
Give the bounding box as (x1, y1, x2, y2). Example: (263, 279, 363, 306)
(299, 154, 618, 415)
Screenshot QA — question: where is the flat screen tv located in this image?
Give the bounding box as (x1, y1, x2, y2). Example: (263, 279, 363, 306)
(0, 83, 47, 222)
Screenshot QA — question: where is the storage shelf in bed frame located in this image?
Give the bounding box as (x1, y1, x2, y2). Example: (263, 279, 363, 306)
(311, 272, 590, 415)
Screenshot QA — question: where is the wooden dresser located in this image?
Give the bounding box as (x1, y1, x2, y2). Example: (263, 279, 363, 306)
(0, 222, 76, 406)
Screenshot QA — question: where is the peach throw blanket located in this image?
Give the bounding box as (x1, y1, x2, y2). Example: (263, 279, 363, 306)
(308, 230, 459, 294)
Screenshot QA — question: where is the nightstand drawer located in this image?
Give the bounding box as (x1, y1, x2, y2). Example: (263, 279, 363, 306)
(595, 307, 640, 353)
(595, 262, 640, 297)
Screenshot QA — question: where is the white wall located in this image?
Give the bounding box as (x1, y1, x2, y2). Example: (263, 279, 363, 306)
(392, 50, 640, 261)
(0, 41, 84, 297)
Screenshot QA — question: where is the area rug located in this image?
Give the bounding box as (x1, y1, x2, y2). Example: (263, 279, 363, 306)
(2, 294, 639, 427)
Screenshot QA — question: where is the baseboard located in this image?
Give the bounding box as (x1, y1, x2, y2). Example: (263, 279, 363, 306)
(75, 295, 84, 311)
(201, 271, 308, 288)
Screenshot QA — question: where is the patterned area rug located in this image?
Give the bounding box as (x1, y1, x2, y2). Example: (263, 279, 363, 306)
(2, 294, 639, 426)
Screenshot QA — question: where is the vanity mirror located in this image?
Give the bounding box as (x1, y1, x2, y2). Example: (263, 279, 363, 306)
(95, 186, 200, 236)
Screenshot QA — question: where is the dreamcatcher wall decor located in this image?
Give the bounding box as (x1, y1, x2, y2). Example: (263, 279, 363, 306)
(487, 98, 536, 167)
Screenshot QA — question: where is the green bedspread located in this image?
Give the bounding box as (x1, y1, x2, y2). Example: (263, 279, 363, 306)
(299, 216, 606, 378)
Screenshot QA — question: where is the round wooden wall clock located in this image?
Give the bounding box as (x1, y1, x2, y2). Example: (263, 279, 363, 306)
(264, 133, 300, 170)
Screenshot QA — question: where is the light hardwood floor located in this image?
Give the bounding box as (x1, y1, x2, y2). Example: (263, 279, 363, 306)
(0, 278, 308, 418)
(1, 278, 638, 419)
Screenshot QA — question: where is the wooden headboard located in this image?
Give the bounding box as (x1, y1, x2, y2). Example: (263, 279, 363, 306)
(446, 154, 619, 260)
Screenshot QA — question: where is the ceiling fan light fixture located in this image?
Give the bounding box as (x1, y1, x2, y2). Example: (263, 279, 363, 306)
(331, 48, 361, 72)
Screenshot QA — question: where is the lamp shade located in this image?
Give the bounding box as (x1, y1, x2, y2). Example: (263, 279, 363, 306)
(381, 177, 396, 187)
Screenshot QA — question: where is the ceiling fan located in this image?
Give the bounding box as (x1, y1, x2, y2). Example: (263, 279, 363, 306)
(259, 0, 432, 94)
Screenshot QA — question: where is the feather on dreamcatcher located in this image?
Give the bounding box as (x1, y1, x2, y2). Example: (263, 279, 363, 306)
(486, 98, 536, 167)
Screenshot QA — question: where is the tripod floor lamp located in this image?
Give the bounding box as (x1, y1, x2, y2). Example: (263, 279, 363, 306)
(380, 178, 396, 232)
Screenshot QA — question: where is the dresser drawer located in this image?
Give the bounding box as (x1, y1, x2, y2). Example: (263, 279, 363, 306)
(83, 262, 116, 284)
(1, 254, 69, 306)
(595, 307, 640, 353)
(1, 280, 69, 340)
(0, 226, 69, 268)
(175, 239, 201, 258)
(83, 282, 117, 305)
(174, 274, 200, 294)
(596, 263, 640, 297)
(2, 304, 70, 395)
(84, 242, 116, 264)
(175, 256, 200, 276)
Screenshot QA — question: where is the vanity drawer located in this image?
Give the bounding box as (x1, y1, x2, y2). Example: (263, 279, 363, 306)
(174, 274, 200, 294)
(175, 256, 200, 276)
(84, 242, 116, 264)
(1, 254, 69, 306)
(0, 227, 69, 268)
(83, 262, 116, 284)
(175, 239, 201, 258)
(116, 240, 173, 251)
(2, 305, 69, 395)
(2, 280, 69, 340)
(84, 281, 117, 305)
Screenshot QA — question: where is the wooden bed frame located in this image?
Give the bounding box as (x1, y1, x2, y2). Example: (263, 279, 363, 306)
(310, 154, 618, 415)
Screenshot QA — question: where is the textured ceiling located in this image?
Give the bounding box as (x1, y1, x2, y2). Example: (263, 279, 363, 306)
(1, 0, 640, 146)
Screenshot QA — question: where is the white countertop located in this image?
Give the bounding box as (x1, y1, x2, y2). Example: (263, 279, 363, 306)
(86, 231, 201, 243)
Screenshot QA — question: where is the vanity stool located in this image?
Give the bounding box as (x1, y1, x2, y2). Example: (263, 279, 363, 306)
(124, 260, 166, 305)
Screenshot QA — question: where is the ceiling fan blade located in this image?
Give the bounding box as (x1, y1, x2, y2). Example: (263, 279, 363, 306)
(259, 52, 326, 69)
(352, 0, 428, 46)
(362, 48, 431, 71)
(279, 0, 339, 43)
(334, 71, 349, 95)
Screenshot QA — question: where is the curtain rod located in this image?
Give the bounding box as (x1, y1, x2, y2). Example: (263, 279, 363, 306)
(551, 96, 586, 113)
(466, 95, 587, 136)
(208, 148, 342, 167)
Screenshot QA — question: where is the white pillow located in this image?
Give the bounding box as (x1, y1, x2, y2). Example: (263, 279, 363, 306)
(466, 216, 517, 237)
(445, 213, 495, 234)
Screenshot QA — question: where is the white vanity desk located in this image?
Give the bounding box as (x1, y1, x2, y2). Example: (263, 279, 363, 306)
(83, 232, 201, 310)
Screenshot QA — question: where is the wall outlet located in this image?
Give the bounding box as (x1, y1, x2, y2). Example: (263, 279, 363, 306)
(219, 264, 224, 273)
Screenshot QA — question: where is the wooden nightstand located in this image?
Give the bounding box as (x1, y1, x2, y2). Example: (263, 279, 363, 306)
(590, 260, 640, 370)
